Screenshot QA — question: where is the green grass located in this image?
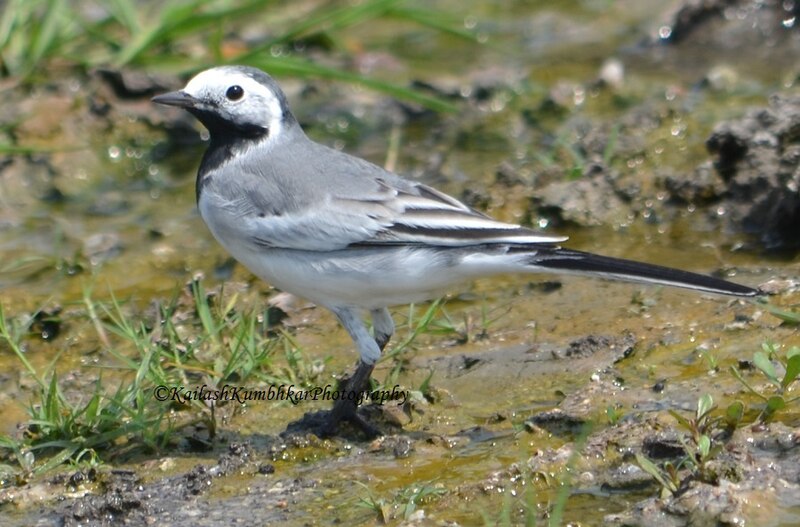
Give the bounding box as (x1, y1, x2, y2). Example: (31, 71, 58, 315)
(0, 0, 478, 111)
(0, 280, 319, 480)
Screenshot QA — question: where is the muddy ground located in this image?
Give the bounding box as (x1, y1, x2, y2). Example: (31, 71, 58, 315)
(1, 0, 800, 525)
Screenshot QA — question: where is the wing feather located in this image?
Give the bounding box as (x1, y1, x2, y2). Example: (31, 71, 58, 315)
(233, 141, 565, 251)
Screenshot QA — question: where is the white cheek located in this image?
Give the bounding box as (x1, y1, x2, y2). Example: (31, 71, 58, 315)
(268, 113, 282, 139)
(265, 96, 283, 133)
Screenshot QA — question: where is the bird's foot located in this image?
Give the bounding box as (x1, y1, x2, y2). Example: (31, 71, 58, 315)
(320, 361, 381, 439)
(322, 405, 382, 439)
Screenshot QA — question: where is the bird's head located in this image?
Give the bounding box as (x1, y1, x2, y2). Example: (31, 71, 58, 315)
(152, 65, 295, 140)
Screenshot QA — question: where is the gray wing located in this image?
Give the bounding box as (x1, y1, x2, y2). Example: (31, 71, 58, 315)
(342, 181, 567, 247)
(226, 141, 567, 251)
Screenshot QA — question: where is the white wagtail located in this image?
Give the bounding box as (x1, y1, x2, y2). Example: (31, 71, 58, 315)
(153, 65, 760, 437)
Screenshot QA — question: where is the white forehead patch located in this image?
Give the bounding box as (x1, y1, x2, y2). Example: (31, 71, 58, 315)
(180, 67, 286, 137)
(183, 68, 268, 101)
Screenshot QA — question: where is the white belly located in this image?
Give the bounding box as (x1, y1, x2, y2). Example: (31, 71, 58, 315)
(231, 243, 463, 309)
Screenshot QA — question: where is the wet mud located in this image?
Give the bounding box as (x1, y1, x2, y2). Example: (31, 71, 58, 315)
(1, 0, 800, 525)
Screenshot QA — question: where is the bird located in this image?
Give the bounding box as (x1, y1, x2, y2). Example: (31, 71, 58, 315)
(152, 65, 760, 437)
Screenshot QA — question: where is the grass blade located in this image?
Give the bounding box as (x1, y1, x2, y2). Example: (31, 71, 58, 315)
(237, 55, 458, 113)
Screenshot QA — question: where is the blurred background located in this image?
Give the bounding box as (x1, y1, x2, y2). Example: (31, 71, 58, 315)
(0, 1, 799, 525)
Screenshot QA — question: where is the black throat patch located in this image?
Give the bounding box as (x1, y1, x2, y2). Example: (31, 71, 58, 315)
(192, 109, 270, 202)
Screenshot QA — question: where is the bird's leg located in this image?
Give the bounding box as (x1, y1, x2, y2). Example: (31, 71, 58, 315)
(371, 307, 395, 353)
(323, 308, 394, 438)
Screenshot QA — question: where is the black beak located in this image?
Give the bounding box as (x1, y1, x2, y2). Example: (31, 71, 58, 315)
(151, 90, 199, 109)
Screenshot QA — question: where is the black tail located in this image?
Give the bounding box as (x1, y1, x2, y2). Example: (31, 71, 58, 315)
(531, 248, 759, 297)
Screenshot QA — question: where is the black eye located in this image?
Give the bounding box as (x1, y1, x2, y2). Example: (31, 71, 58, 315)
(226, 85, 244, 100)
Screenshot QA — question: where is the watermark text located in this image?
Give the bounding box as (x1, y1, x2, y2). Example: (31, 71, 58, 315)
(153, 383, 408, 406)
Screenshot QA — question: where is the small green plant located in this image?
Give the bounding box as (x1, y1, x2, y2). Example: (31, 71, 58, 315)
(730, 342, 800, 422)
(667, 394, 723, 484)
(396, 484, 447, 521)
(636, 394, 742, 497)
(355, 481, 445, 523)
(606, 403, 624, 425)
(355, 481, 391, 523)
(699, 347, 719, 373)
(635, 454, 681, 497)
